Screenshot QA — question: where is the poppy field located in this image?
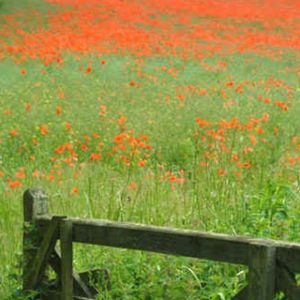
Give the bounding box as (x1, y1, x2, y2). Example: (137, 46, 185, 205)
(0, 0, 299, 299)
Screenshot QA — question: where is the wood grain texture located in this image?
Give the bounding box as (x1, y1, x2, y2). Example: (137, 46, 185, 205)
(60, 219, 74, 300)
(69, 218, 251, 265)
(23, 188, 49, 291)
(247, 241, 276, 300)
(35, 216, 300, 271)
(24, 216, 63, 290)
(49, 249, 96, 298)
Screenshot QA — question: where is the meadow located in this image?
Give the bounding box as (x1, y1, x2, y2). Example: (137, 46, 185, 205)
(0, 0, 299, 299)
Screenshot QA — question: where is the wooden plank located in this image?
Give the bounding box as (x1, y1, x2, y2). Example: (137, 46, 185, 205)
(49, 249, 95, 298)
(60, 219, 73, 300)
(59, 218, 251, 265)
(247, 241, 276, 300)
(36, 216, 300, 271)
(276, 242, 300, 273)
(23, 188, 49, 292)
(24, 216, 63, 290)
(276, 264, 300, 299)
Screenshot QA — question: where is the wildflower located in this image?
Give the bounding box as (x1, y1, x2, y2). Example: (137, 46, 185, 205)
(71, 187, 79, 193)
(9, 129, 18, 137)
(231, 154, 239, 162)
(250, 135, 257, 145)
(218, 168, 226, 176)
(138, 160, 146, 167)
(80, 144, 88, 152)
(54, 145, 65, 154)
(238, 162, 252, 169)
(25, 103, 32, 111)
(39, 124, 48, 136)
(118, 116, 127, 126)
(15, 171, 25, 179)
(32, 170, 40, 177)
(199, 162, 209, 167)
(9, 180, 22, 189)
(261, 113, 269, 123)
(128, 181, 137, 190)
(47, 174, 56, 181)
(196, 118, 211, 128)
(65, 122, 72, 130)
(92, 132, 100, 139)
(86, 66, 92, 74)
(56, 106, 62, 115)
(90, 153, 101, 160)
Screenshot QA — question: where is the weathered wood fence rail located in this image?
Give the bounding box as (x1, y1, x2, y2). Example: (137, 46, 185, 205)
(22, 188, 300, 299)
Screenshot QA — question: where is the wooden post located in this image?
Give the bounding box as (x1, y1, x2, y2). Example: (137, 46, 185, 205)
(247, 241, 276, 300)
(23, 188, 48, 292)
(60, 219, 73, 300)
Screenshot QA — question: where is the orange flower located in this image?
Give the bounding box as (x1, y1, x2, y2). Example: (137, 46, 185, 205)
(196, 118, 210, 128)
(86, 66, 92, 74)
(128, 181, 137, 190)
(20, 69, 26, 75)
(250, 135, 257, 145)
(231, 154, 239, 161)
(90, 153, 101, 160)
(65, 122, 72, 130)
(32, 170, 40, 177)
(39, 124, 48, 135)
(199, 162, 209, 167)
(54, 144, 65, 154)
(9, 129, 18, 137)
(92, 132, 100, 139)
(0, 171, 5, 177)
(32, 137, 39, 145)
(47, 174, 56, 181)
(9, 180, 22, 189)
(138, 160, 146, 167)
(80, 144, 88, 152)
(99, 105, 107, 116)
(56, 106, 62, 116)
(114, 134, 125, 143)
(238, 162, 252, 169)
(118, 116, 127, 126)
(71, 187, 79, 193)
(15, 171, 25, 179)
(25, 103, 32, 111)
(218, 168, 226, 176)
(261, 113, 269, 123)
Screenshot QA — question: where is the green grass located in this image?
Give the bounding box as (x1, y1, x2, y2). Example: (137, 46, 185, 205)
(0, 1, 300, 299)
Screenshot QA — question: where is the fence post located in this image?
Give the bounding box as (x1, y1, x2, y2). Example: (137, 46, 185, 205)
(23, 188, 48, 292)
(247, 240, 276, 300)
(60, 219, 73, 300)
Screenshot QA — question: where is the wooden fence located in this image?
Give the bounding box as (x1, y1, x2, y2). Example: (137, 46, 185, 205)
(22, 188, 300, 299)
